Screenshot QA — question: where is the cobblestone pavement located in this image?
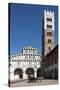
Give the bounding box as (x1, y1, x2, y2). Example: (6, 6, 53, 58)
(10, 79, 58, 87)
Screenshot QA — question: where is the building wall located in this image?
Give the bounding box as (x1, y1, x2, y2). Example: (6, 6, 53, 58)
(43, 45, 58, 79)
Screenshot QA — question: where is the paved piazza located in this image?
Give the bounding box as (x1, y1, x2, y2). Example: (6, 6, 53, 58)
(10, 79, 58, 87)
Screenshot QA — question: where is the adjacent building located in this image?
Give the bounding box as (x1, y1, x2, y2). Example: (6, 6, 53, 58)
(43, 45, 58, 79)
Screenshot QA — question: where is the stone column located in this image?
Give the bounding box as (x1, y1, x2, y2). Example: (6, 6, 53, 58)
(34, 70, 37, 78)
(23, 71, 27, 79)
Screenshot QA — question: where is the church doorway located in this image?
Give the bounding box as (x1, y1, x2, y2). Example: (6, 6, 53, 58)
(26, 68, 34, 79)
(14, 68, 23, 79)
(37, 68, 41, 78)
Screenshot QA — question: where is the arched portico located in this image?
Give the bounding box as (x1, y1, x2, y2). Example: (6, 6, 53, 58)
(26, 68, 34, 79)
(37, 68, 41, 78)
(14, 68, 23, 79)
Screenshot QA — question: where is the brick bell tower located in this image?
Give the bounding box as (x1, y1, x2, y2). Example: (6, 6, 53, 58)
(42, 10, 55, 56)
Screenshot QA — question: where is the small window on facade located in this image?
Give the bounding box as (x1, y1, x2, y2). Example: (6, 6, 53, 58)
(48, 47, 51, 51)
(29, 49, 31, 53)
(25, 55, 28, 59)
(47, 25, 52, 28)
(47, 18, 52, 22)
(47, 32, 52, 36)
(48, 39, 51, 43)
(24, 60, 25, 62)
(55, 60, 57, 64)
(33, 50, 34, 53)
(33, 55, 35, 59)
(29, 55, 31, 59)
(31, 60, 32, 62)
(25, 49, 28, 53)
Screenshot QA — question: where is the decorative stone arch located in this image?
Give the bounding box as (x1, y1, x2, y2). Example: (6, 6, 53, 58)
(26, 68, 34, 78)
(37, 67, 41, 77)
(14, 68, 23, 79)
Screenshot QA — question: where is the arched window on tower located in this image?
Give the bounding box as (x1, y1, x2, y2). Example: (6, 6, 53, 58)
(48, 39, 51, 43)
(48, 47, 51, 51)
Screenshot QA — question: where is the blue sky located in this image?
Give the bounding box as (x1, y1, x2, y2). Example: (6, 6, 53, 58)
(9, 3, 58, 55)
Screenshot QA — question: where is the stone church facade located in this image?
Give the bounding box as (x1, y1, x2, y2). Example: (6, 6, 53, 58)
(9, 46, 41, 80)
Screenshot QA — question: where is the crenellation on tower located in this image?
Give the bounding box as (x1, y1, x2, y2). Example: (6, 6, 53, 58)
(44, 10, 54, 15)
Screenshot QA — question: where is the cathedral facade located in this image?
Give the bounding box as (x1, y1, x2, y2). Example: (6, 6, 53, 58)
(9, 46, 41, 80)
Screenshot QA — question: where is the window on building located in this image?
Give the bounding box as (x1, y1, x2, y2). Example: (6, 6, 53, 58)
(48, 39, 51, 43)
(35, 60, 36, 62)
(33, 55, 35, 59)
(25, 55, 28, 59)
(47, 32, 52, 36)
(33, 49, 35, 54)
(25, 49, 28, 53)
(29, 55, 31, 59)
(48, 47, 51, 51)
(55, 59, 57, 64)
(12, 60, 13, 62)
(47, 25, 52, 28)
(31, 60, 32, 62)
(29, 49, 31, 53)
(47, 18, 52, 22)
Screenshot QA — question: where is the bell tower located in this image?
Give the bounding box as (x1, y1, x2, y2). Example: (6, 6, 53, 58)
(42, 10, 55, 56)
